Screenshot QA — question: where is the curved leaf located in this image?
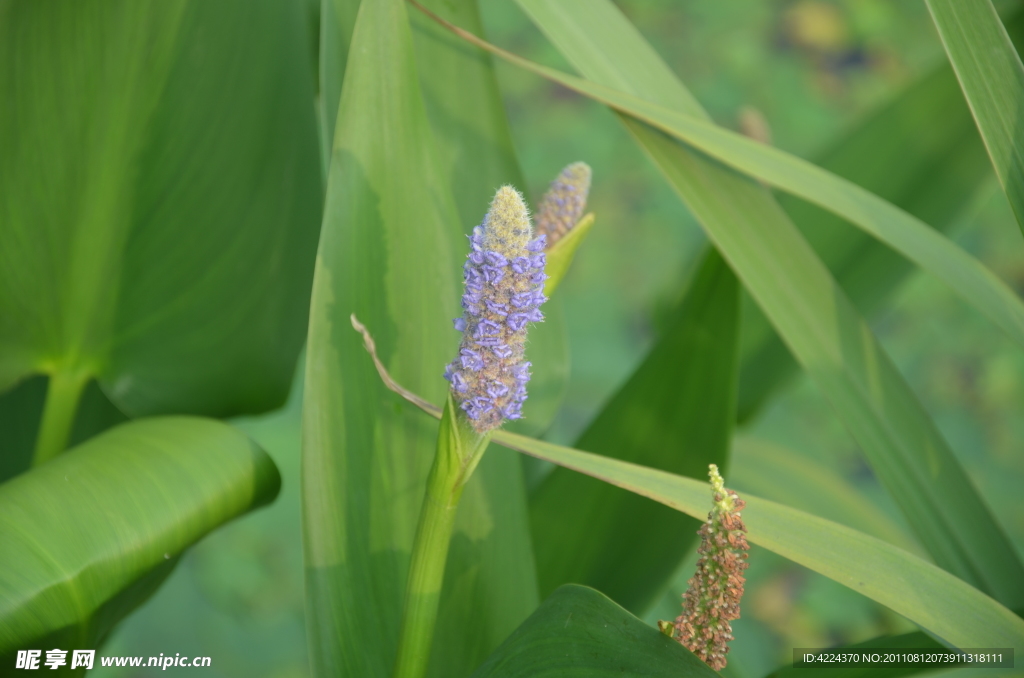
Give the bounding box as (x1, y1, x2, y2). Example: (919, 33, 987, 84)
(471, 585, 718, 678)
(346, 321, 1024, 656)
(530, 247, 739, 614)
(503, 0, 1024, 610)
(492, 430, 1024, 652)
(0, 416, 280, 654)
(928, 0, 1024, 237)
(0, 0, 321, 417)
(444, 5, 1024, 360)
(304, 1, 537, 677)
(738, 54, 998, 420)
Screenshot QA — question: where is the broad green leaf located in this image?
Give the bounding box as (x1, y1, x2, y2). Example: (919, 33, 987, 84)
(0, 1, 321, 425)
(928, 0, 1024, 237)
(491, 430, 1024, 651)
(738, 56, 997, 420)
(471, 585, 718, 678)
(411, 0, 569, 438)
(505, 0, 1024, 610)
(0, 416, 280, 656)
(530, 247, 739, 614)
(730, 436, 919, 555)
(304, 1, 536, 677)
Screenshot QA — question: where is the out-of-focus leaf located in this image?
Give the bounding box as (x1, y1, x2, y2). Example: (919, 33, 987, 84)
(530, 248, 739, 614)
(411, 0, 523, 228)
(470, 585, 718, 678)
(729, 436, 919, 554)
(412, 0, 568, 438)
(304, 1, 536, 677)
(319, 0, 359, 175)
(928, 0, 1024, 237)
(738, 55, 998, 420)
(0, 0, 321, 420)
(492, 429, 1024, 651)
(543, 213, 595, 297)
(449, 7, 1024, 364)
(505, 0, 1024, 610)
(0, 417, 280, 657)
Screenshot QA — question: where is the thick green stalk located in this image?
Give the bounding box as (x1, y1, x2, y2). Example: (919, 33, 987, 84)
(33, 368, 90, 466)
(392, 396, 489, 678)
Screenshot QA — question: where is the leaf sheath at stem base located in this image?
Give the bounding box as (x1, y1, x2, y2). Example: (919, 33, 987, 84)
(391, 395, 490, 678)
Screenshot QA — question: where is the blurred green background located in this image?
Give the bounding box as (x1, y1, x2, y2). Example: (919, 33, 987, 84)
(94, 1, 1024, 676)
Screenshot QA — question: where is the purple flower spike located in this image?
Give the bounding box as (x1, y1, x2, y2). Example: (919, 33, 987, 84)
(443, 186, 548, 433)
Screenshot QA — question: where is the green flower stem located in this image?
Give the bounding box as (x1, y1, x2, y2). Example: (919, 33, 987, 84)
(392, 395, 490, 678)
(33, 367, 90, 467)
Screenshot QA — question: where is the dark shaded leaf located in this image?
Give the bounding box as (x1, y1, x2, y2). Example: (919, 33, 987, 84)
(530, 248, 739, 614)
(471, 585, 718, 678)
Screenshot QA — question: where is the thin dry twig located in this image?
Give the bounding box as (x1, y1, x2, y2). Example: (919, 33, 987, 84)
(350, 314, 443, 419)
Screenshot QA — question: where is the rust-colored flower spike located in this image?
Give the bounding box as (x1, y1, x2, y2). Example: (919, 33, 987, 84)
(533, 161, 591, 246)
(673, 464, 749, 671)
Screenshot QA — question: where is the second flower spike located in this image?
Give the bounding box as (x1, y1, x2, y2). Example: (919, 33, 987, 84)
(534, 161, 592, 246)
(444, 186, 548, 432)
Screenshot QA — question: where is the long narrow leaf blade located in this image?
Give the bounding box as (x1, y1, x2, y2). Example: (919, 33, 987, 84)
(492, 430, 1024, 652)
(505, 0, 1024, 607)
(437, 6, 1024, 359)
(928, 0, 1024, 237)
(730, 436, 919, 554)
(739, 52, 1000, 420)
(0, 417, 280, 653)
(530, 247, 739, 614)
